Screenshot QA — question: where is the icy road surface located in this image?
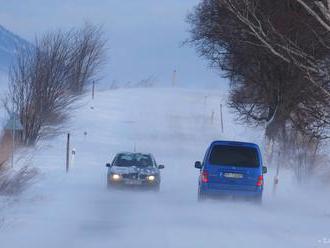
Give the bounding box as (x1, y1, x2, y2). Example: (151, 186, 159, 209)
(0, 88, 329, 248)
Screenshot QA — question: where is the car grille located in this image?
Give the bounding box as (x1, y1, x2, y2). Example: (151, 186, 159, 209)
(122, 173, 147, 180)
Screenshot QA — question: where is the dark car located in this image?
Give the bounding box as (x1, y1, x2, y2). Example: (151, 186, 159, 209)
(106, 152, 164, 191)
(195, 140, 267, 202)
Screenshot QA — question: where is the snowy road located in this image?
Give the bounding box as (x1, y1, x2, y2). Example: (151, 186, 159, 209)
(0, 88, 329, 248)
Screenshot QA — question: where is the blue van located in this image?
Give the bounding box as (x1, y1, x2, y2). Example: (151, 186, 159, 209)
(195, 141, 267, 202)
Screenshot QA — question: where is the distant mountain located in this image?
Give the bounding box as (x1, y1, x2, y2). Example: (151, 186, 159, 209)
(0, 25, 31, 72)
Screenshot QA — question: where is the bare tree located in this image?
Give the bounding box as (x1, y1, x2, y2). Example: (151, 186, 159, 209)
(295, 0, 330, 32)
(68, 23, 107, 93)
(188, 0, 330, 180)
(5, 24, 107, 145)
(218, 0, 330, 97)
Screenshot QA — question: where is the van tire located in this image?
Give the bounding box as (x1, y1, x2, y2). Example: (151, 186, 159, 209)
(198, 191, 206, 202)
(254, 196, 263, 205)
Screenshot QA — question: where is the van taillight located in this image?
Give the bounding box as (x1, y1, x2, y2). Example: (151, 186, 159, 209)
(201, 171, 209, 183)
(256, 175, 263, 187)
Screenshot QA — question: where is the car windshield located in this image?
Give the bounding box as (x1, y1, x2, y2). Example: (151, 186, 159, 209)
(209, 145, 259, 168)
(114, 153, 154, 168)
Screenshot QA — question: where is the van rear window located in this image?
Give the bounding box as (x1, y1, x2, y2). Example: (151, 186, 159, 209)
(209, 145, 259, 168)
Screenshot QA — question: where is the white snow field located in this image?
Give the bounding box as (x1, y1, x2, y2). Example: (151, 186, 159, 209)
(0, 88, 329, 248)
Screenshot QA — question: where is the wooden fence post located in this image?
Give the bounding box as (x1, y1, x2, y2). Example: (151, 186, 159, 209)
(220, 103, 224, 134)
(92, 81, 95, 100)
(66, 133, 70, 173)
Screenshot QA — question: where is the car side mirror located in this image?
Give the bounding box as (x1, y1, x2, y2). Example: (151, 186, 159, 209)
(195, 161, 202, 169)
(106, 163, 111, 167)
(263, 166, 268, 174)
(158, 165, 165, 169)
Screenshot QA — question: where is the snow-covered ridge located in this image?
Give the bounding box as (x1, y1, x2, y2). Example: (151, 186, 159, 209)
(0, 25, 31, 72)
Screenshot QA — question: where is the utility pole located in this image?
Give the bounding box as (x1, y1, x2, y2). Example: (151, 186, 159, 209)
(220, 103, 224, 134)
(171, 70, 177, 87)
(66, 133, 70, 173)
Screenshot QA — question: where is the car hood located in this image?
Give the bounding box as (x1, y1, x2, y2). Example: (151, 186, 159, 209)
(110, 166, 158, 175)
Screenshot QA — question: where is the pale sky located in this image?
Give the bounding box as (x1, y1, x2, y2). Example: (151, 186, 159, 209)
(0, 0, 224, 88)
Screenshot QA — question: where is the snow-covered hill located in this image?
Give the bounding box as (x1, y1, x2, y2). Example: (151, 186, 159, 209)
(0, 25, 31, 72)
(0, 88, 329, 248)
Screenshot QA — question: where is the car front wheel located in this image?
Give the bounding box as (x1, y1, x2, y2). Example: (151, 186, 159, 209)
(152, 184, 160, 192)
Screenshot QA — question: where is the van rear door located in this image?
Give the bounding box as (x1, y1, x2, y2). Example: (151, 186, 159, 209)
(206, 145, 261, 190)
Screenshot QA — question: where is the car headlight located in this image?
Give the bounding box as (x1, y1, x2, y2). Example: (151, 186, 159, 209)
(111, 174, 122, 181)
(147, 175, 156, 181)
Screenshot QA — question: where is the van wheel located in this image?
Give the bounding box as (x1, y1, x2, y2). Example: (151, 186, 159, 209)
(198, 191, 206, 202)
(254, 196, 263, 205)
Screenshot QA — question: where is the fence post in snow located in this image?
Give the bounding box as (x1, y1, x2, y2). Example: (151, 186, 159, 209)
(71, 148, 76, 167)
(171, 70, 177, 87)
(220, 104, 224, 134)
(211, 111, 215, 124)
(66, 133, 70, 173)
(272, 152, 280, 196)
(92, 81, 95, 100)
